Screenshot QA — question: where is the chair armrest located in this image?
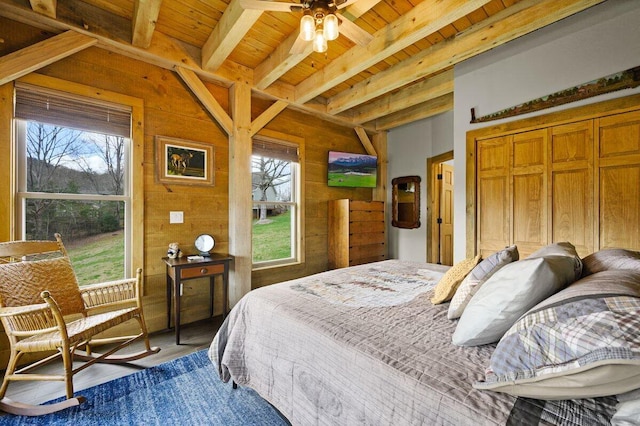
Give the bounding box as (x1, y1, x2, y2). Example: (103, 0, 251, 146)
(0, 303, 59, 337)
(80, 277, 138, 311)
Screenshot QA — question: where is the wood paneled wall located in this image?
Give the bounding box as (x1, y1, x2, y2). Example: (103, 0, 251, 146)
(0, 18, 375, 363)
(467, 94, 640, 259)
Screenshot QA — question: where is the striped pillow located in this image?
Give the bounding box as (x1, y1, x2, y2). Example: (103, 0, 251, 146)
(448, 245, 518, 320)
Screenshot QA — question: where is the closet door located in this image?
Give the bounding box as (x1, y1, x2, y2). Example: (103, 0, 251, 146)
(511, 129, 547, 258)
(476, 136, 510, 257)
(548, 121, 594, 258)
(596, 110, 640, 251)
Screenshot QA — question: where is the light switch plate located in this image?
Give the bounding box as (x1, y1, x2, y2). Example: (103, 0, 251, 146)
(169, 211, 184, 224)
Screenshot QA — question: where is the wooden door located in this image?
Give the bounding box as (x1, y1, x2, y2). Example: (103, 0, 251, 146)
(549, 120, 594, 257)
(512, 129, 547, 258)
(439, 163, 454, 265)
(596, 110, 640, 251)
(476, 136, 511, 258)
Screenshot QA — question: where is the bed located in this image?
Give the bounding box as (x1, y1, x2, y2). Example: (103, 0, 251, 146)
(209, 246, 640, 425)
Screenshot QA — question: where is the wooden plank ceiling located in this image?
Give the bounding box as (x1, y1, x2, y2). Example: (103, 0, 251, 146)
(0, 0, 605, 131)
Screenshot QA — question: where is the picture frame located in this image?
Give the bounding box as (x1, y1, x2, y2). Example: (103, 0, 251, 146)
(155, 136, 215, 186)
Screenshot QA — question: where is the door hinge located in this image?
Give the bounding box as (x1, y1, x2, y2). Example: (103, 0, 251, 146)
(437, 218, 443, 224)
(437, 174, 443, 180)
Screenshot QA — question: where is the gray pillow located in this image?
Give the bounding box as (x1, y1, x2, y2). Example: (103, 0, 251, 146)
(474, 270, 640, 399)
(447, 245, 518, 320)
(581, 248, 640, 277)
(452, 242, 582, 347)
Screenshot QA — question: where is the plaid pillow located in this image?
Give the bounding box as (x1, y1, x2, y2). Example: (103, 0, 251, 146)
(475, 270, 640, 399)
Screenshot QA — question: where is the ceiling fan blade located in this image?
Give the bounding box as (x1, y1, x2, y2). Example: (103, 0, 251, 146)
(338, 17, 373, 47)
(289, 35, 312, 55)
(240, 0, 299, 12)
(334, 0, 361, 10)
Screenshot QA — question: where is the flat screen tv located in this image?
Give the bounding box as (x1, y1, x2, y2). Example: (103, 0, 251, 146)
(328, 151, 377, 188)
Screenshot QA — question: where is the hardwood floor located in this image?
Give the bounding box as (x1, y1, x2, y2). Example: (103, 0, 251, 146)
(2, 316, 224, 405)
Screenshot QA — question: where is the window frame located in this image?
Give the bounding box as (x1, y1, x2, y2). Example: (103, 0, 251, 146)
(13, 74, 144, 279)
(251, 130, 305, 271)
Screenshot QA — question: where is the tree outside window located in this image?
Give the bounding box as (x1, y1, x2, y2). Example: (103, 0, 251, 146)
(17, 121, 130, 285)
(251, 146, 298, 267)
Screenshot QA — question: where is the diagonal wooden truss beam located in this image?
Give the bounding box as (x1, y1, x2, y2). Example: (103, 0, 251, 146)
(250, 100, 288, 136)
(0, 30, 96, 86)
(175, 66, 233, 135)
(354, 127, 376, 156)
(202, 0, 263, 72)
(293, 0, 491, 105)
(328, 0, 606, 114)
(131, 0, 163, 48)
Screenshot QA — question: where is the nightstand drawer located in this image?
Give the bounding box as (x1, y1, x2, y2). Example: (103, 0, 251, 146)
(179, 263, 225, 279)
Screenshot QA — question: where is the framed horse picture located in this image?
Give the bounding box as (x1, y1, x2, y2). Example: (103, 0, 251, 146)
(155, 136, 215, 187)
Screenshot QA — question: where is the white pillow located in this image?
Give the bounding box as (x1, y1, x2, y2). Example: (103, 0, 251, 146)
(447, 245, 518, 320)
(452, 242, 582, 346)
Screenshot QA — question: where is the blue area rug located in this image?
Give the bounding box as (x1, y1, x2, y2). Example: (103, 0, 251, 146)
(0, 350, 288, 425)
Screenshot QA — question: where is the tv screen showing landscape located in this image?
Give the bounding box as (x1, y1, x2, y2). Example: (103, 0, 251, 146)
(328, 151, 377, 188)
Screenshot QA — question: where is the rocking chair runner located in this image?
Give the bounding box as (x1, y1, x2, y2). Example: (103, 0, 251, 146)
(0, 233, 160, 416)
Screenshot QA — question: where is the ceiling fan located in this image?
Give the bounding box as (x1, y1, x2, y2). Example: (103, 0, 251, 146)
(240, 0, 374, 54)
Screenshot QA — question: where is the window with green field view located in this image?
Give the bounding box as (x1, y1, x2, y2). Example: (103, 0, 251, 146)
(14, 84, 132, 285)
(252, 138, 299, 268)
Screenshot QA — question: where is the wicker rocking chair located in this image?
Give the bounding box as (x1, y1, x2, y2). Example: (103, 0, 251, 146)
(0, 233, 160, 416)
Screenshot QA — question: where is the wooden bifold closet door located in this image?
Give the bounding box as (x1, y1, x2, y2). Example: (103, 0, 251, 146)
(471, 100, 640, 258)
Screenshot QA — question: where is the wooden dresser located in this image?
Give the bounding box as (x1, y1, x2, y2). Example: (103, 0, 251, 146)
(328, 199, 386, 269)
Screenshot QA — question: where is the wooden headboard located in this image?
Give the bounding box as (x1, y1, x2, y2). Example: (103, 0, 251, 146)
(466, 94, 640, 259)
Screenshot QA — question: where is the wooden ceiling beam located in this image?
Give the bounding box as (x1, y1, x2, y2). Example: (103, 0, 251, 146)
(201, 0, 263, 72)
(340, 0, 382, 21)
(28, 0, 56, 19)
(0, 30, 96, 86)
(1, 0, 374, 132)
(131, 0, 162, 49)
(372, 93, 453, 131)
(328, 0, 605, 114)
(294, 0, 491, 105)
(254, 29, 313, 90)
(352, 69, 453, 124)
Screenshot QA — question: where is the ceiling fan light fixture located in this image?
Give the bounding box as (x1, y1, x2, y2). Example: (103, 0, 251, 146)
(313, 28, 328, 53)
(300, 13, 315, 42)
(323, 13, 339, 41)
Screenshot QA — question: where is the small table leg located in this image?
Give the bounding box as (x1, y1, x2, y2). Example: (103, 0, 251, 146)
(209, 276, 214, 318)
(223, 265, 229, 319)
(175, 278, 181, 345)
(166, 273, 172, 330)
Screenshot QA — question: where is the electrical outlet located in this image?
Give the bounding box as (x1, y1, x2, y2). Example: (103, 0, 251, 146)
(169, 211, 183, 224)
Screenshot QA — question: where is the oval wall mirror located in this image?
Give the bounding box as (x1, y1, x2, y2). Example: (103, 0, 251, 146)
(392, 176, 421, 229)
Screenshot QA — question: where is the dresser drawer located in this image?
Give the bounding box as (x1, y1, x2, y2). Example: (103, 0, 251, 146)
(179, 263, 225, 279)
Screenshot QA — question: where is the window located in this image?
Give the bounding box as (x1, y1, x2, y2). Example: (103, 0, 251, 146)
(252, 137, 300, 268)
(14, 80, 141, 285)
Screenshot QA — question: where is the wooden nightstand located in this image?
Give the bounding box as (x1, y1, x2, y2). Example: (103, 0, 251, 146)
(163, 253, 233, 344)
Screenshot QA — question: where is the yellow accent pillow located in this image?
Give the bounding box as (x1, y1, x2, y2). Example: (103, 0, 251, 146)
(430, 255, 481, 304)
